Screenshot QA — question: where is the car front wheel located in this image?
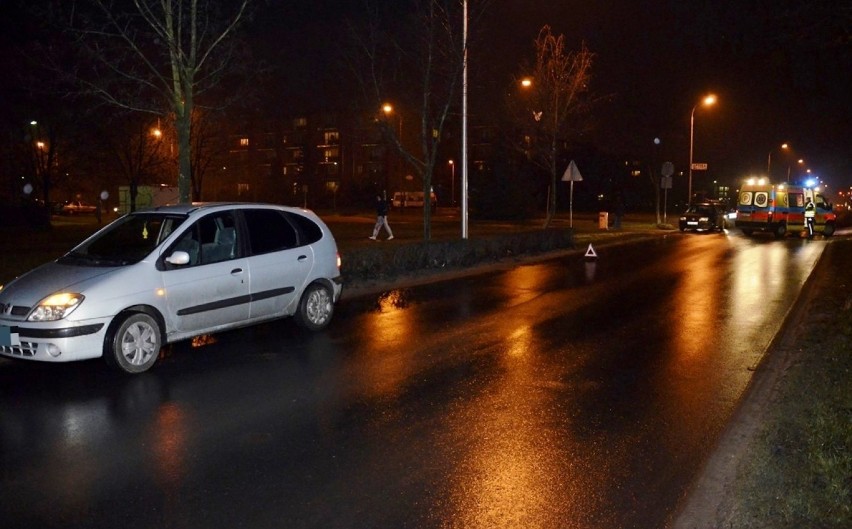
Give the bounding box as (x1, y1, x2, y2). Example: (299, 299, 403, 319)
(105, 313, 162, 374)
(294, 283, 334, 331)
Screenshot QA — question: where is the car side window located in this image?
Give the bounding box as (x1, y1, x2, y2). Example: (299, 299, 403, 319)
(170, 226, 201, 266)
(243, 209, 299, 256)
(167, 211, 238, 267)
(198, 212, 239, 264)
(283, 212, 323, 245)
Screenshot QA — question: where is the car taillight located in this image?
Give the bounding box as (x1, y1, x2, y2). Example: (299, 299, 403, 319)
(336, 252, 342, 269)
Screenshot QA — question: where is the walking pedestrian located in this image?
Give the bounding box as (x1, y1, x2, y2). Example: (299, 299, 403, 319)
(369, 194, 394, 240)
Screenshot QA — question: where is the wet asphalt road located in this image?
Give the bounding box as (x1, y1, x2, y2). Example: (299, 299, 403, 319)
(0, 232, 829, 529)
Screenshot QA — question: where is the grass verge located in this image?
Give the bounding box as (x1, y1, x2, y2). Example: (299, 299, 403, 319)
(723, 240, 852, 528)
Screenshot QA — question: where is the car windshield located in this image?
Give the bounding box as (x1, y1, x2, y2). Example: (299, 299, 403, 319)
(58, 213, 187, 266)
(687, 205, 714, 216)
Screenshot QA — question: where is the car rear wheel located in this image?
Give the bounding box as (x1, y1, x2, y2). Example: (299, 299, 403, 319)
(823, 223, 836, 237)
(773, 223, 787, 238)
(105, 313, 162, 374)
(294, 283, 334, 331)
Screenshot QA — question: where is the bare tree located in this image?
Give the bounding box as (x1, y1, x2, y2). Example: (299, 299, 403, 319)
(44, 0, 254, 204)
(21, 115, 82, 209)
(94, 113, 169, 212)
(508, 26, 594, 228)
(189, 108, 229, 201)
(349, 0, 480, 241)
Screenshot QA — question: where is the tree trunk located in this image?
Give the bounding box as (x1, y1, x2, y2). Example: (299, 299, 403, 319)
(543, 139, 558, 229)
(422, 174, 432, 240)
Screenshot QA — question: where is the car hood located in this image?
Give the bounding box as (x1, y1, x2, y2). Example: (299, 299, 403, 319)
(1, 261, 120, 306)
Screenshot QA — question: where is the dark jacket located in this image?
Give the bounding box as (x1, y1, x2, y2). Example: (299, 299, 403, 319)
(376, 197, 389, 216)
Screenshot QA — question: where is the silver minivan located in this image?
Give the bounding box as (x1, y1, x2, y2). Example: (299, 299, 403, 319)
(0, 203, 343, 373)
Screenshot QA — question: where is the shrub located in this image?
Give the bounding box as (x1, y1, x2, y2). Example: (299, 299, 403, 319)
(340, 228, 574, 285)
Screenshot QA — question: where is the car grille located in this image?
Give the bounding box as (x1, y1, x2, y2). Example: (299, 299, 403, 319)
(0, 304, 31, 317)
(0, 342, 38, 357)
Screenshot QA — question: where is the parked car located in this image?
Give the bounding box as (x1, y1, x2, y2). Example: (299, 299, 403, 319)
(679, 202, 727, 232)
(61, 200, 98, 215)
(0, 203, 343, 373)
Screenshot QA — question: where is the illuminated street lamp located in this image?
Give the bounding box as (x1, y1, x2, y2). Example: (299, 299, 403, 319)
(381, 103, 403, 195)
(688, 94, 717, 202)
(448, 159, 455, 206)
(766, 142, 789, 177)
(790, 158, 804, 182)
(381, 103, 402, 138)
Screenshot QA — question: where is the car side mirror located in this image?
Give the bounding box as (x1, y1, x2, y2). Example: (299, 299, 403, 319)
(165, 251, 191, 265)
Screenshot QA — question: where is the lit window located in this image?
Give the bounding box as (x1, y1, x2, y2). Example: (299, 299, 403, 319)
(323, 147, 339, 162)
(324, 131, 339, 144)
(239, 138, 249, 147)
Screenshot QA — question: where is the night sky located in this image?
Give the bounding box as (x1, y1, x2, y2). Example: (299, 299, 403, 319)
(251, 1, 852, 190)
(3, 1, 850, 190)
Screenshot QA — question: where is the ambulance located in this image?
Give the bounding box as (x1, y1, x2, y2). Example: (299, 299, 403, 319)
(735, 178, 836, 238)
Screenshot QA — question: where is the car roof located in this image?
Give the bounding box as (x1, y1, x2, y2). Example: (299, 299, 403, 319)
(135, 202, 315, 216)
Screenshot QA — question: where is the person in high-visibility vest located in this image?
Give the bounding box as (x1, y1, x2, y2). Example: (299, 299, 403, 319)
(804, 199, 816, 238)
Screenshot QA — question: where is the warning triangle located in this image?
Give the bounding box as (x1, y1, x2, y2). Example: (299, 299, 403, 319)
(584, 244, 598, 259)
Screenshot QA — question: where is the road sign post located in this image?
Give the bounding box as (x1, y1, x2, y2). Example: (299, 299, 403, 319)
(562, 160, 583, 228)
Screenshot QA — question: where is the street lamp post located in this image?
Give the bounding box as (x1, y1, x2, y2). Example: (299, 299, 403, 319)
(381, 103, 403, 195)
(448, 159, 455, 206)
(382, 103, 402, 139)
(766, 143, 789, 178)
(688, 94, 717, 203)
(791, 159, 803, 182)
(461, 0, 469, 238)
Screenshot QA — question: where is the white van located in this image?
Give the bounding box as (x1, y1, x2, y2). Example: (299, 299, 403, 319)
(391, 191, 437, 210)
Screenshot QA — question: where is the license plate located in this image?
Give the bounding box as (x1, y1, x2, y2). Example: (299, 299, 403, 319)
(687, 221, 698, 225)
(0, 325, 20, 347)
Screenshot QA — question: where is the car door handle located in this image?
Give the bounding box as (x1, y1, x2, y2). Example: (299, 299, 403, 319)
(230, 268, 243, 275)
(298, 255, 308, 262)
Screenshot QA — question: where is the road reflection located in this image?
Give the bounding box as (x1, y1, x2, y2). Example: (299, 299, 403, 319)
(0, 234, 832, 529)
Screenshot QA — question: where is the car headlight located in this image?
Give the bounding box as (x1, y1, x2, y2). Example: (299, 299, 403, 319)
(29, 293, 84, 321)
(699, 217, 709, 222)
(679, 216, 686, 221)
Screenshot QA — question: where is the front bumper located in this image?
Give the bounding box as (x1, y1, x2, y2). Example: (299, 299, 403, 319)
(0, 320, 107, 362)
